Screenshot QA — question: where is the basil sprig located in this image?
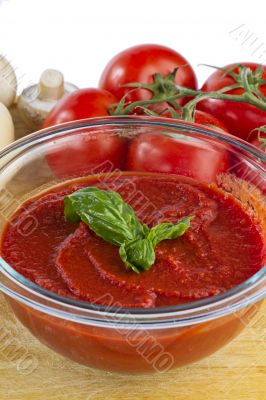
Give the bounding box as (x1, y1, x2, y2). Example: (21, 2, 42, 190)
(64, 187, 192, 273)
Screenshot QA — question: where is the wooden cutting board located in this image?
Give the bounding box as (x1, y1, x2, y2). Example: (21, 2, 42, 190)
(1, 109, 265, 400)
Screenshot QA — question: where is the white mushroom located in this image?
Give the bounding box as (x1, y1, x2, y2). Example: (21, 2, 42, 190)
(0, 102, 15, 150)
(17, 69, 78, 131)
(0, 55, 17, 108)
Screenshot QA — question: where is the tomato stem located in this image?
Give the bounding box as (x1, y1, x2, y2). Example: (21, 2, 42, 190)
(111, 64, 266, 119)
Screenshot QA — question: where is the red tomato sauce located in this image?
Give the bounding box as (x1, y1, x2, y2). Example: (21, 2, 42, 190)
(1, 173, 265, 308)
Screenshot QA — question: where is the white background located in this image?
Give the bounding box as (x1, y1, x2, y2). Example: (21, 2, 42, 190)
(0, 0, 265, 93)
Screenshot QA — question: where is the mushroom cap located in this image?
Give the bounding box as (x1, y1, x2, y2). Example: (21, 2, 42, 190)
(0, 55, 17, 108)
(0, 102, 15, 149)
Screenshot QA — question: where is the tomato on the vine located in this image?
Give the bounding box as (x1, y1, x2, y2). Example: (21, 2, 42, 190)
(198, 63, 266, 141)
(99, 44, 197, 104)
(127, 131, 229, 183)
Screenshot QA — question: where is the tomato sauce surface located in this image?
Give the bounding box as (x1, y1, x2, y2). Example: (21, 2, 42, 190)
(1, 173, 265, 308)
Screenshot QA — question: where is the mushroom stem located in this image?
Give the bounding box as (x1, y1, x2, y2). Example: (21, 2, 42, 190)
(17, 69, 78, 131)
(38, 69, 65, 101)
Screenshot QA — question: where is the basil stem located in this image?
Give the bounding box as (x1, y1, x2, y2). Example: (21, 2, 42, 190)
(64, 187, 192, 273)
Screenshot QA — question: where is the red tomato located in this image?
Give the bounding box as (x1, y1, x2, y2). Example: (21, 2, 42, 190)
(43, 88, 116, 127)
(99, 44, 197, 104)
(43, 89, 127, 179)
(127, 132, 229, 183)
(46, 131, 128, 179)
(198, 63, 266, 141)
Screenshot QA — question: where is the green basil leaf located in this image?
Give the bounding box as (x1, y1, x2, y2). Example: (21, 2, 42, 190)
(119, 238, 155, 274)
(64, 196, 81, 223)
(64, 186, 193, 274)
(148, 217, 191, 247)
(64, 187, 146, 246)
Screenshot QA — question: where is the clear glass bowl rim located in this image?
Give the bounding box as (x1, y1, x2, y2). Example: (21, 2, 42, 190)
(0, 116, 265, 329)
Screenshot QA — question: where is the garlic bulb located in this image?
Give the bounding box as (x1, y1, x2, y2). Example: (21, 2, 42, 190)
(0, 102, 15, 149)
(0, 55, 17, 108)
(17, 69, 78, 131)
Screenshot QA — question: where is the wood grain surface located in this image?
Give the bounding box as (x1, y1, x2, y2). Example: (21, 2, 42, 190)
(0, 109, 265, 400)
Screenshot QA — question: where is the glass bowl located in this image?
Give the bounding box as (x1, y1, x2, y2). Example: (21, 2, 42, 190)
(0, 116, 265, 374)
